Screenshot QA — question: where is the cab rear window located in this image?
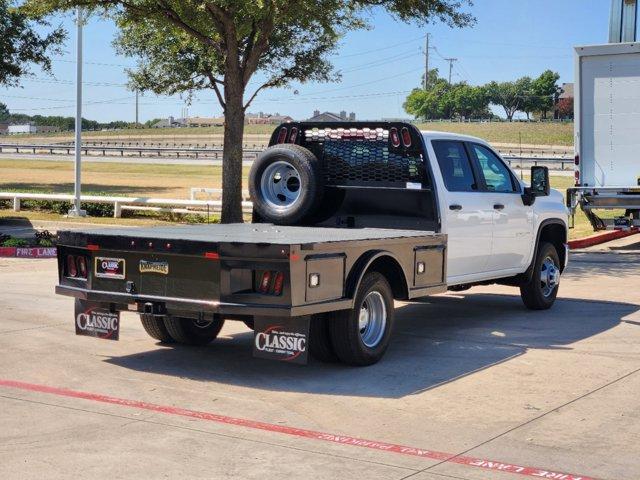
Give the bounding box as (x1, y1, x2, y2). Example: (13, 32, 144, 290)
(432, 140, 477, 192)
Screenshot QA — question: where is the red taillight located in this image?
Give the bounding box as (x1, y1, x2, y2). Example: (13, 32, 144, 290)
(255, 270, 284, 296)
(289, 127, 298, 143)
(258, 271, 272, 294)
(66, 255, 78, 277)
(574, 170, 580, 186)
(272, 272, 284, 296)
(277, 127, 287, 144)
(574, 154, 580, 166)
(76, 256, 87, 278)
(390, 127, 401, 147)
(401, 127, 412, 147)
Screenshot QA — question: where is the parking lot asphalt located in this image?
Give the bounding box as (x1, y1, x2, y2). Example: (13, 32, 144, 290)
(1, 242, 639, 480)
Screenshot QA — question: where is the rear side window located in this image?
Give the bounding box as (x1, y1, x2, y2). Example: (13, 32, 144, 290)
(432, 140, 477, 192)
(470, 143, 517, 193)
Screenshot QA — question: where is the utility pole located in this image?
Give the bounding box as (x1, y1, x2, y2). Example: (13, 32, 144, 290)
(68, 6, 86, 218)
(135, 89, 139, 126)
(445, 58, 458, 84)
(424, 33, 430, 90)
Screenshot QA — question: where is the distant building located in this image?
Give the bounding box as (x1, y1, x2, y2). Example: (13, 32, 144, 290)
(8, 123, 37, 134)
(35, 125, 61, 134)
(307, 110, 356, 122)
(246, 112, 294, 125)
(7, 123, 60, 134)
(151, 116, 187, 128)
(185, 117, 225, 127)
(554, 83, 574, 120)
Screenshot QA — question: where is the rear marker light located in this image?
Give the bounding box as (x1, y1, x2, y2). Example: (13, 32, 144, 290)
(416, 262, 426, 275)
(66, 255, 78, 277)
(401, 127, 412, 147)
(204, 252, 220, 260)
(390, 127, 401, 147)
(86, 244, 100, 251)
(574, 154, 580, 166)
(309, 273, 320, 288)
(574, 170, 580, 187)
(277, 127, 287, 144)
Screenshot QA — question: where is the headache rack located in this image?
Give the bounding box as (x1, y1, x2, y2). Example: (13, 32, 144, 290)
(268, 122, 430, 189)
(265, 121, 440, 232)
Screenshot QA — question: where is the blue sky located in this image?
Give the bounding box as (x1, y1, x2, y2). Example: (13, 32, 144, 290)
(1, 0, 611, 122)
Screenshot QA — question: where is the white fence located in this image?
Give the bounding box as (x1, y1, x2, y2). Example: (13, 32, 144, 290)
(0, 192, 253, 218)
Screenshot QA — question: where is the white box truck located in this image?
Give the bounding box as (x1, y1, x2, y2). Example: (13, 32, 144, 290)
(568, 42, 640, 230)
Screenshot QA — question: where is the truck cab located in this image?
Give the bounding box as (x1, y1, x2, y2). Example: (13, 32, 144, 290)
(422, 131, 568, 286)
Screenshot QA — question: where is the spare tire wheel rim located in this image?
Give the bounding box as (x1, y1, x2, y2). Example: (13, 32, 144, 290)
(540, 256, 560, 298)
(260, 160, 302, 211)
(358, 291, 387, 348)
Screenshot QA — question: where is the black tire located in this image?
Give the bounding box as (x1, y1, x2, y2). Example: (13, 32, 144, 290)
(309, 314, 339, 363)
(328, 272, 395, 366)
(520, 242, 561, 310)
(163, 316, 225, 346)
(139, 314, 175, 343)
(249, 144, 323, 225)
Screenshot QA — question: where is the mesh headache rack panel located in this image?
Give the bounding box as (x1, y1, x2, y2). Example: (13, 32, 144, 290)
(270, 123, 429, 189)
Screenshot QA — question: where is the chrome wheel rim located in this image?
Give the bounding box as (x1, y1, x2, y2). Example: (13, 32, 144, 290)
(193, 318, 214, 329)
(358, 291, 387, 348)
(540, 257, 560, 298)
(260, 160, 302, 211)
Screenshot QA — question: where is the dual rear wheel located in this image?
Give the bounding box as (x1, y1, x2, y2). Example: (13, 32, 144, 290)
(140, 314, 225, 346)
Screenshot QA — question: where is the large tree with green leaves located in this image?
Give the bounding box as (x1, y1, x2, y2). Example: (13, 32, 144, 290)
(26, 0, 474, 222)
(485, 77, 532, 122)
(1, 1, 65, 87)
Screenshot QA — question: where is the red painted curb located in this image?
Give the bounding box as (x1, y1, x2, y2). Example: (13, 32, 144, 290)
(0, 246, 57, 258)
(568, 228, 638, 250)
(0, 379, 594, 480)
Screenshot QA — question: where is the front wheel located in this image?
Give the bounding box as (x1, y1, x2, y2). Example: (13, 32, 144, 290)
(328, 272, 395, 366)
(163, 316, 225, 346)
(520, 242, 561, 310)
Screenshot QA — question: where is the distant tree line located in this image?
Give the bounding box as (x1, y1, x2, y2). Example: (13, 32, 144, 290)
(404, 69, 565, 122)
(0, 102, 134, 131)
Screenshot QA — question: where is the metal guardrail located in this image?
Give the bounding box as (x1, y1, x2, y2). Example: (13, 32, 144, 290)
(0, 142, 575, 169)
(0, 143, 262, 160)
(0, 192, 253, 218)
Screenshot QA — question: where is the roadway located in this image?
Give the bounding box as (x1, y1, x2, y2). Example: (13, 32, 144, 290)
(0, 236, 638, 479)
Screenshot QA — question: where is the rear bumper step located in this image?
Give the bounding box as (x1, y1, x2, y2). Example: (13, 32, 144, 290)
(55, 285, 353, 317)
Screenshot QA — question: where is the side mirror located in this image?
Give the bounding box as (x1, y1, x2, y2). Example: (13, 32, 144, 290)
(522, 166, 550, 206)
(531, 166, 550, 196)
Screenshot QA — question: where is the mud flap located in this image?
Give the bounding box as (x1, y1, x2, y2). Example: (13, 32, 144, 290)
(253, 316, 310, 364)
(74, 299, 120, 341)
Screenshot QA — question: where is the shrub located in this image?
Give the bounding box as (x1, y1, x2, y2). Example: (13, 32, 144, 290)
(2, 238, 28, 247)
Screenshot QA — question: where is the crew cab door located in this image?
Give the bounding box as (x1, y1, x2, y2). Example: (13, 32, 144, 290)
(467, 143, 533, 272)
(431, 140, 494, 280)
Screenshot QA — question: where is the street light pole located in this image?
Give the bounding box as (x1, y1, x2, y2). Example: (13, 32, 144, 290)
(68, 6, 86, 217)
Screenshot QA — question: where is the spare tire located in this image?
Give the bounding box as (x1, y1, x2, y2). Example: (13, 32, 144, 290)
(249, 144, 323, 225)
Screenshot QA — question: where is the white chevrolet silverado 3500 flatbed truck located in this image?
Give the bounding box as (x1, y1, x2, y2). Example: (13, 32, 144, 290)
(56, 122, 569, 365)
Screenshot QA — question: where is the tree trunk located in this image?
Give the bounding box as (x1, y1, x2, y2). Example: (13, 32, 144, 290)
(220, 91, 245, 224)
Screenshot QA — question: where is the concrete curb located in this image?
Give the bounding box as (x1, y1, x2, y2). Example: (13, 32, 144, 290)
(0, 246, 57, 258)
(568, 228, 639, 249)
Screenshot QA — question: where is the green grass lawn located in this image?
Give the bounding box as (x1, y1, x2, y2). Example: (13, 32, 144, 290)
(14, 121, 574, 147)
(416, 121, 573, 146)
